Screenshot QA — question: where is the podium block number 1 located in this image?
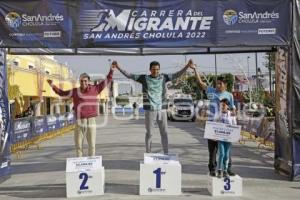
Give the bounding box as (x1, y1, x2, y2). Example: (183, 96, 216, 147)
(79, 172, 89, 190)
(224, 178, 231, 191)
(153, 168, 166, 189)
(153, 168, 161, 188)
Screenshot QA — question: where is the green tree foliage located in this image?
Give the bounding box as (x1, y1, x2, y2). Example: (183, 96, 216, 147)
(264, 52, 276, 70)
(172, 73, 234, 100)
(115, 95, 130, 107)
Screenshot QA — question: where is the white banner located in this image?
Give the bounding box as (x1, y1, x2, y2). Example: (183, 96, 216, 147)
(204, 121, 241, 142)
(144, 153, 179, 165)
(66, 156, 102, 172)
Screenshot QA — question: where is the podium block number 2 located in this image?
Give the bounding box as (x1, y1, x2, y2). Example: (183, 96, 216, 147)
(224, 178, 231, 191)
(79, 172, 89, 190)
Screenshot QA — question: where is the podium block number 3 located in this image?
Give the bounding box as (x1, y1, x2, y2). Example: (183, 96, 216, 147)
(79, 172, 89, 190)
(224, 178, 231, 191)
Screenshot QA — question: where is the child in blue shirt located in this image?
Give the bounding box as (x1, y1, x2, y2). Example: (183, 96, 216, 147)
(217, 98, 237, 178)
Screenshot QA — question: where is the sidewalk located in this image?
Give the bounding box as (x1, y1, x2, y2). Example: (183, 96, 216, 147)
(0, 115, 299, 200)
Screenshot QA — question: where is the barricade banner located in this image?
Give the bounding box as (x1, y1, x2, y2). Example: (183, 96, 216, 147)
(0, 48, 11, 181)
(13, 118, 32, 143)
(46, 115, 57, 131)
(33, 116, 46, 136)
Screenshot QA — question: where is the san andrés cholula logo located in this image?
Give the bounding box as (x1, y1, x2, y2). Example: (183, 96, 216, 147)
(5, 11, 64, 27)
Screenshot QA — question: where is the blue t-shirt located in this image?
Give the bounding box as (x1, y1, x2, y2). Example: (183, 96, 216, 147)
(206, 86, 235, 121)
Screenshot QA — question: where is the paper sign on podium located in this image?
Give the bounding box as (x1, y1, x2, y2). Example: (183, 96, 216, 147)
(204, 121, 241, 142)
(140, 153, 181, 195)
(66, 156, 105, 198)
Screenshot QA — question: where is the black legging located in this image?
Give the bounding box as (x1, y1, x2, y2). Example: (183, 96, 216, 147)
(208, 139, 232, 171)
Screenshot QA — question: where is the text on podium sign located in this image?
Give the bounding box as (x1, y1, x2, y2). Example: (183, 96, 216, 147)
(144, 153, 179, 164)
(204, 121, 241, 142)
(66, 156, 102, 172)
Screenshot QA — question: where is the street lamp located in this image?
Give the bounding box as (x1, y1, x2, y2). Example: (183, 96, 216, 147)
(247, 56, 250, 78)
(246, 56, 252, 105)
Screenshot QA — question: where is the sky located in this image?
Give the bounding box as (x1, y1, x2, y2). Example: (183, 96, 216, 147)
(54, 52, 269, 79)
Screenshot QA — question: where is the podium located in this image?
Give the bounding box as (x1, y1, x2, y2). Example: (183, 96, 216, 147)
(66, 156, 105, 198)
(140, 153, 181, 195)
(207, 174, 242, 196)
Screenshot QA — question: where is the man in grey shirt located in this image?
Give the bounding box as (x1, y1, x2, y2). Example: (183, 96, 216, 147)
(114, 60, 194, 154)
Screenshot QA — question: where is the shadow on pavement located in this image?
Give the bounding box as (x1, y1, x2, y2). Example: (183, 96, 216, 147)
(182, 187, 210, 196)
(0, 184, 66, 198)
(12, 161, 65, 174)
(105, 183, 139, 195)
(105, 183, 210, 196)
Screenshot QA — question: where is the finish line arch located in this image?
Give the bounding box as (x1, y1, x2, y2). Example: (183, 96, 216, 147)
(0, 0, 299, 181)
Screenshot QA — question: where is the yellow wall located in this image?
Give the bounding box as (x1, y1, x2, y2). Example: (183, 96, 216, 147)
(7, 54, 110, 101)
(10, 70, 38, 96)
(7, 55, 76, 98)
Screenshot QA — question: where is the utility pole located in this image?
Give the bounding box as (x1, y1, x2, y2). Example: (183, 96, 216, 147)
(247, 56, 250, 92)
(255, 52, 258, 92)
(214, 54, 217, 83)
(268, 54, 272, 95)
(247, 56, 250, 79)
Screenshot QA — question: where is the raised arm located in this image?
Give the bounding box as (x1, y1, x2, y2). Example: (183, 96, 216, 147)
(95, 64, 115, 93)
(114, 61, 140, 81)
(229, 93, 236, 115)
(167, 59, 192, 81)
(47, 79, 72, 97)
(190, 64, 207, 91)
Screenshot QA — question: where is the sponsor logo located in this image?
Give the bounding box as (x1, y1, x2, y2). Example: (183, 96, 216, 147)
(147, 187, 166, 193)
(44, 31, 61, 38)
(5, 12, 64, 28)
(0, 161, 8, 168)
(258, 28, 276, 34)
(223, 10, 238, 25)
(223, 9, 280, 25)
(5, 12, 22, 28)
(15, 122, 30, 130)
(77, 190, 92, 194)
(47, 116, 56, 124)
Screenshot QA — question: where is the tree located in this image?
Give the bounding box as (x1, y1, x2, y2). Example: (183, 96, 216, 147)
(172, 73, 234, 100)
(264, 52, 276, 96)
(264, 52, 276, 70)
(115, 95, 130, 107)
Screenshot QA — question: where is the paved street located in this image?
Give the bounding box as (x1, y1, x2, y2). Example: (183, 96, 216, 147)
(0, 115, 299, 200)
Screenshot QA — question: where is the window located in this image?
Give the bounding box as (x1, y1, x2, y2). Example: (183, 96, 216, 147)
(46, 97, 51, 115)
(28, 65, 34, 69)
(13, 61, 19, 66)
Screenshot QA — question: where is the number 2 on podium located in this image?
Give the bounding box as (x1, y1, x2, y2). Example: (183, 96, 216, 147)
(79, 172, 89, 190)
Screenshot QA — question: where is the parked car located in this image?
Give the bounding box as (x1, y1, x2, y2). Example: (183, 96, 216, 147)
(167, 94, 195, 121)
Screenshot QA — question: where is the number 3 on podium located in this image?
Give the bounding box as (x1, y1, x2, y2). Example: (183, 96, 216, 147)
(224, 178, 231, 191)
